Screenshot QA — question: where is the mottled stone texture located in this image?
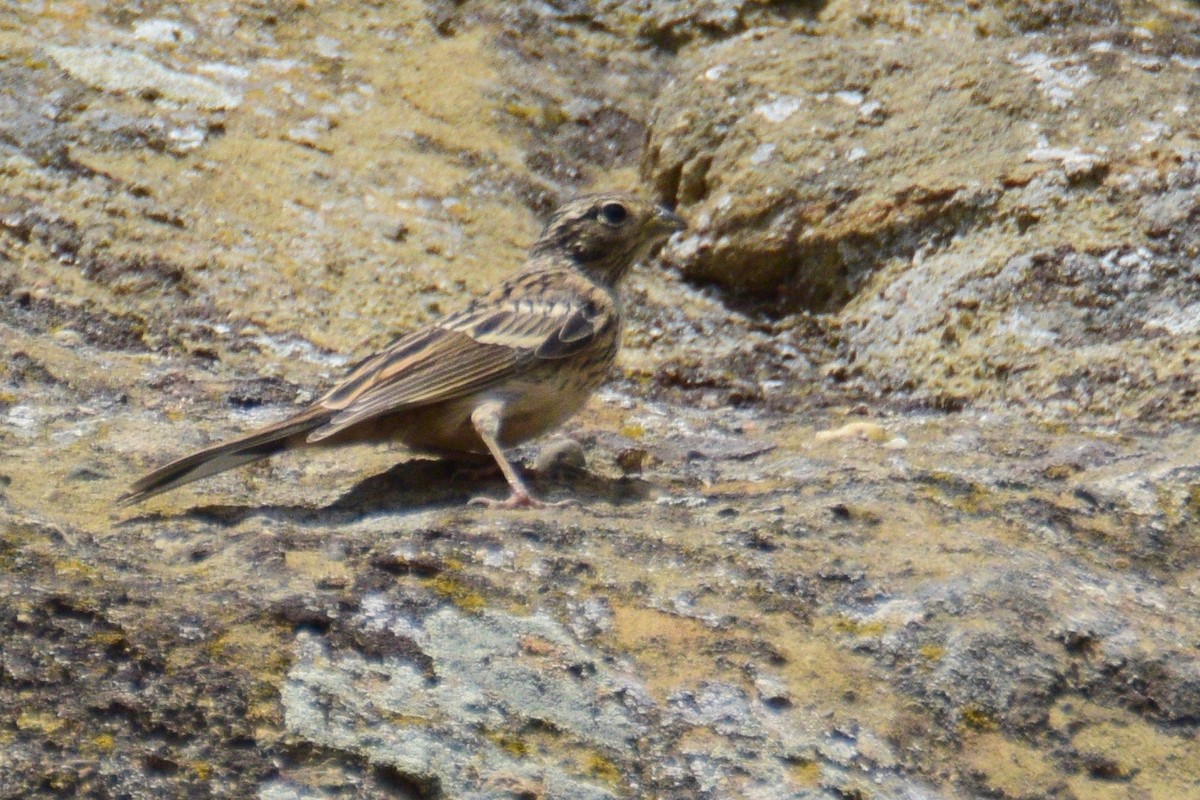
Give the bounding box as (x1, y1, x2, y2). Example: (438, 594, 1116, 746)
(3, 2, 1200, 799)
(644, 7, 1200, 418)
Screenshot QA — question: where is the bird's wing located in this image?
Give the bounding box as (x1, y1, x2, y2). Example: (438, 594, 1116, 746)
(306, 276, 609, 441)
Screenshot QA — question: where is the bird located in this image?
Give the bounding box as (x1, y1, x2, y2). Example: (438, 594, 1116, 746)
(120, 192, 687, 509)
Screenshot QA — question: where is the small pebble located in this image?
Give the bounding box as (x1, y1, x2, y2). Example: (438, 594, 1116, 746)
(533, 437, 586, 475)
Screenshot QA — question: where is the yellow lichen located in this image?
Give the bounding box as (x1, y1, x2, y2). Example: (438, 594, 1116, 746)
(585, 753, 622, 785)
(814, 421, 892, 443)
(964, 732, 1058, 798)
(426, 575, 487, 612)
(787, 758, 822, 785)
(620, 423, 646, 440)
(1133, 16, 1173, 35)
(829, 616, 886, 637)
(961, 705, 998, 731)
(918, 644, 946, 661)
(483, 729, 530, 758)
(1186, 484, 1200, 517)
(16, 711, 66, 735)
(53, 559, 95, 578)
(88, 630, 127, 649)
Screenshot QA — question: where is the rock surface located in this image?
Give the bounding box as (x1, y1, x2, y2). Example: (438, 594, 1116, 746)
(644, 3, 1200, 417)
(2, 2, 1199, 800)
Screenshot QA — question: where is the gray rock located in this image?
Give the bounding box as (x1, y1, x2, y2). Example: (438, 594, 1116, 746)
(46, 46, 241, 110)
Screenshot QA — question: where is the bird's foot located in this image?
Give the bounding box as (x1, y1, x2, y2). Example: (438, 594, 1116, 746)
(468, 489, 577, 510)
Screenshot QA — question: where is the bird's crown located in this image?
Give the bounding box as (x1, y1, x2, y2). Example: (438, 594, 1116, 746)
(530, 193, 686, 286)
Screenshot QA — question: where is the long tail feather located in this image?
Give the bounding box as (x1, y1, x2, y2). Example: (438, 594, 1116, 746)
(118, 408, 332, 506)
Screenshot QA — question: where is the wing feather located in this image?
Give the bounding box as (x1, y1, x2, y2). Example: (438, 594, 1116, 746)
(535, 307, 599, 359)
(306, 274, 609, 442)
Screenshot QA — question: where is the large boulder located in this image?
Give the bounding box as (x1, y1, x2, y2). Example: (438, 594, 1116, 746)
(644, 7, 1200, 417)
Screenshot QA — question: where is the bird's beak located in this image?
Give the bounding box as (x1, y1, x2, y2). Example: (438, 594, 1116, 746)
(649, 205, 688, 235)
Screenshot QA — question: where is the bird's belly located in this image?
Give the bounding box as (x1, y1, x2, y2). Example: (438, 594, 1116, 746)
(353, 357, 612, 455)
(497, 349, 617, 446)
(493, 376, 598, 447)
(375, 397, 488, 454)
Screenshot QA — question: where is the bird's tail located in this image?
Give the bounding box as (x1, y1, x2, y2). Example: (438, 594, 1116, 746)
(118, 407, 333, 506)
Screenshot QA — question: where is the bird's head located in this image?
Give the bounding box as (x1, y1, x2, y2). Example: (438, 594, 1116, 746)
(530, 193, 687, 286)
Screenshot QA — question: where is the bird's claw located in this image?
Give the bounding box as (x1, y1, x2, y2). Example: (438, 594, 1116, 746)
(468, 490, 577, 510)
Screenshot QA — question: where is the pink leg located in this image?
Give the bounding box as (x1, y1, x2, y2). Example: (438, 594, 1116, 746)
(466, 401, 574, 509)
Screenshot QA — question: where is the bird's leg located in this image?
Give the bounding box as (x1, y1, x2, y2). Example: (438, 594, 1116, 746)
(467, 401, 571, 509)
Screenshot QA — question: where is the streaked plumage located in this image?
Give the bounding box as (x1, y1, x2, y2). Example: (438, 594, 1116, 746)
(120, 193, 686, 508)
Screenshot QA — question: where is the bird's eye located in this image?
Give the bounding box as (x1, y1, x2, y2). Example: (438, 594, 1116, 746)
(599, 202, 629, 225)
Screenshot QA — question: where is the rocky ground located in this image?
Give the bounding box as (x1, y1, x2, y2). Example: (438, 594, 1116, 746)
(2, 1, 1199, 799)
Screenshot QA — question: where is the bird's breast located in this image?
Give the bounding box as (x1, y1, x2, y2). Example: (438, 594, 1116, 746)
(493, 342, 619, 447)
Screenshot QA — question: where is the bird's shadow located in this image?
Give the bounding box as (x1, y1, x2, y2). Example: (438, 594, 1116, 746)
(125, 458, 653, 527)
